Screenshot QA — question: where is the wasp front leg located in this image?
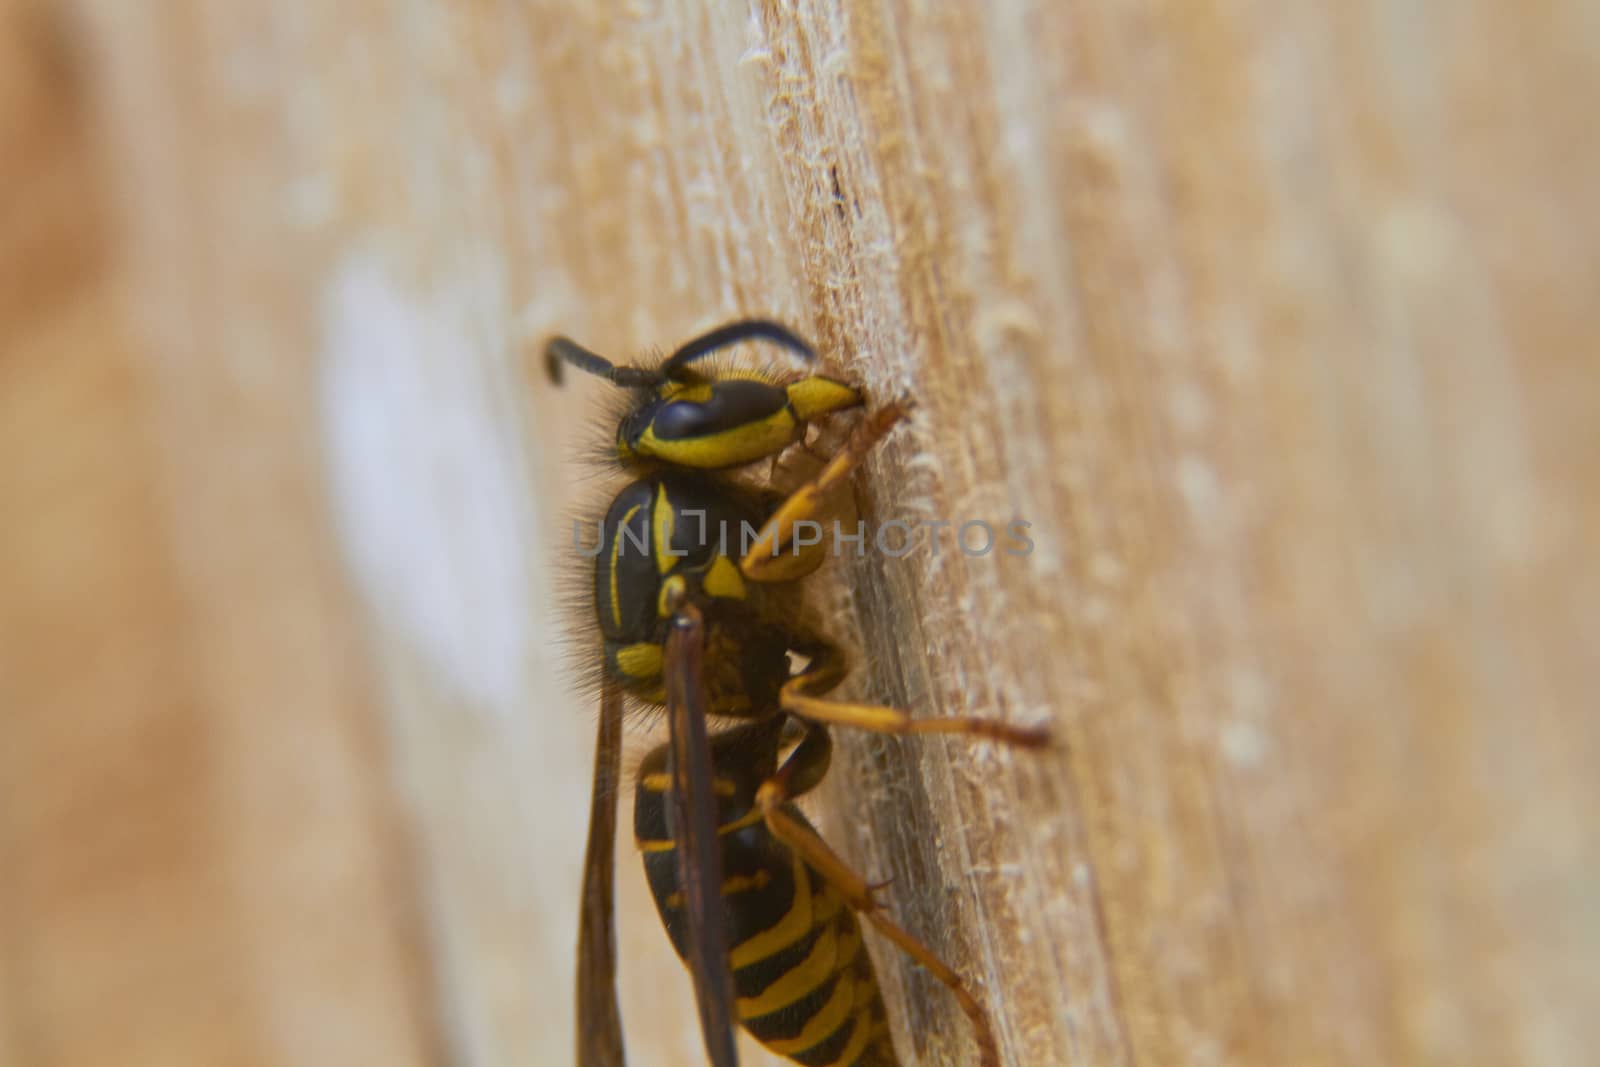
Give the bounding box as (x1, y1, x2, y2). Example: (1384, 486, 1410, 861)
(739, 403, 909, 584)
(781, 638, 1052, 749)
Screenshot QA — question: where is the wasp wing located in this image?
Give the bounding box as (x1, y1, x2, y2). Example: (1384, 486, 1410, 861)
(665, 603, 740, 1067)
(577, 677, 627, 1067)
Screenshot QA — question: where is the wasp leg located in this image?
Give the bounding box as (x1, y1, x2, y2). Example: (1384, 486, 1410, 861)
(739, 403, 908, 584)
(754, 719, 1001, 1067)
(857, 909, 1001, 1067)
(782, 639, 1051, 748)
(757, 722, 876, 911)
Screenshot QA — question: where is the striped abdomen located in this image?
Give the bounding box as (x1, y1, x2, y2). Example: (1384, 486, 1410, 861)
(634, 748, 898, 1066)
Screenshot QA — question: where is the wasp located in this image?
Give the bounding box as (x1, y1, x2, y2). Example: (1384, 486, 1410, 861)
(545, 319, 1048, 1067)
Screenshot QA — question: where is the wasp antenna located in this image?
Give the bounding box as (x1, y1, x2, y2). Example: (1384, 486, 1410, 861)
(547, 335, 663, 389)
(545, 336, 615, 385)
(543, 347, 567, 385)
(661, 319, 816, 379)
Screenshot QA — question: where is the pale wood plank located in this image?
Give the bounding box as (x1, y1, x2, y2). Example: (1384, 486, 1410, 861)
(61, 2, 1600, 1065)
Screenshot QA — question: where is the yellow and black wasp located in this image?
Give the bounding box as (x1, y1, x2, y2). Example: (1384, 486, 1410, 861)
(545, 319, 1048, 1067)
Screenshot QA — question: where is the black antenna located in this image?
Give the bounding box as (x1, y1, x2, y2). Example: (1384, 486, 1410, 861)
(545, 319, 815, 389)
(545, 336, 662, 388)
(659, 319, 815, 379)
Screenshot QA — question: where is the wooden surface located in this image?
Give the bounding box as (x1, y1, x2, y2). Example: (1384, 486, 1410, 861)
(0, 4, 441, 1065)
(3, 1, 1596, 1065)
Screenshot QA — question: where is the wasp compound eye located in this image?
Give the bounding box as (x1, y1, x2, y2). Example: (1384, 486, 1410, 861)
(628, 381, 796, 469)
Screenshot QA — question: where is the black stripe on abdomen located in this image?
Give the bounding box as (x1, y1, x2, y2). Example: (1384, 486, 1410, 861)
(741, 972, 841, 1046)
(641, 828, 800, 963)
(785, 1006, 863, 1066)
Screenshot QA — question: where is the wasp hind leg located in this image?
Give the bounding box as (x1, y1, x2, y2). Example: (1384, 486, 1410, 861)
(782, 639, 1051, 749)
(755, 719, 1002, 1067)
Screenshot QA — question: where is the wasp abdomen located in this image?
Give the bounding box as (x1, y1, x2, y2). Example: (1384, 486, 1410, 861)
(635, 753, 899, 1066)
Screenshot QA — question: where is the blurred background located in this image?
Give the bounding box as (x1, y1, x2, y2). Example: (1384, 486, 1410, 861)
(2, 1, 1597, 1066)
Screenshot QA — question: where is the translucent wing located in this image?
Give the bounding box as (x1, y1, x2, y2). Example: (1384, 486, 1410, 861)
(665, 603, 739, 1067)
(577, 677, 627, 1067)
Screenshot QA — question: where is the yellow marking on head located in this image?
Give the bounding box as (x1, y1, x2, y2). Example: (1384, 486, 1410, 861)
(765, 975, 855, 1056)
(659, 382, 714, 403)
(614, 642, 662, 681)
(786, 376, 861, 420)
(818, 1009, 873, 1067)
(609, 503, 643, 630)
(730, 854, 814, 968)
(701, 554, 746, 601)
(736, 927, 839, 1019)
(653, 483, 676, 575)
(638, 413, 798, 468)
(640, 772, 735, 798)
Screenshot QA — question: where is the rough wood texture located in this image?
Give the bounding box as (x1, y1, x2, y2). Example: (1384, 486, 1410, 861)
(7, 0, 1592, 1064)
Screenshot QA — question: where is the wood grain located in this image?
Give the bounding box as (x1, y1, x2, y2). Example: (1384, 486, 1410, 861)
(4, 0, 1592, 1064)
